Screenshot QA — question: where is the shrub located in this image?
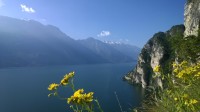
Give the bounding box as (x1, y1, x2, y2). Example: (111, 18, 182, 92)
(134, 61, 200, 112)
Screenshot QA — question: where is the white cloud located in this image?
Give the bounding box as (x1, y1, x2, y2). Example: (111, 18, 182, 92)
(20, 4, 35, 13)
(0, 0, 5, 7)
(97, 31, 111, 37)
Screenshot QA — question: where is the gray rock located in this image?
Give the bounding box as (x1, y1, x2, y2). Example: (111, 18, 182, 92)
(126, 32, 166, 88)
(125, 25, 185, 88)
(184, 0, 200, 37)
(125, 0, 200, 88)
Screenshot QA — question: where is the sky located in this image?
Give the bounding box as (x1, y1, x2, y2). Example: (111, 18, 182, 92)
(0, 0, 186, 48)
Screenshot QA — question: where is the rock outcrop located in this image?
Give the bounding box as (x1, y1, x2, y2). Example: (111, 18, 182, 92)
(125, 0, 200, 88)
(125, 25, 185, 88)
(184, 0, 200, 37)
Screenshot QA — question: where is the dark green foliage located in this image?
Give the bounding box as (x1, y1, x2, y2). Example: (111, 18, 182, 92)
(160, 25, 185, 74)
(140, 48, 152, 85)
(167, 27, 200, 63)
(187, 0, 196, 4)
(177, 36, 200, 62)
(133, 25, 200, 111)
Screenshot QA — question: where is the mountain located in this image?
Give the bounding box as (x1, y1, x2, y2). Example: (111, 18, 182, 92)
(106, 42, 140, 61)
(77, 37, 140, 63)
(0, 16, 107, 67)
(125, 0, 200, 88)
(0, 16, 140, 68)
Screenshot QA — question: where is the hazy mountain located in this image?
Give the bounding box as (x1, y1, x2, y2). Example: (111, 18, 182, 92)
(0, 16, 107, 67)
(0, 16, 140, 67)
(104, 41, 140, 61)
(77, 38, 140, 63)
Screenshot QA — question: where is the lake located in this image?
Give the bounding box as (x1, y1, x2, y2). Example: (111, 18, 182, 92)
(0, 63, 144, 112)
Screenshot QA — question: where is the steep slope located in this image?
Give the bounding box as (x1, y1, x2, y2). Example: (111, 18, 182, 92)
(77, 37, 136, 63)
(184, 0, 200, 37)
(0, 16, 107, 67)
(130, 1, 200, 111)
(125, 0, 200, 88)
(125, 25, 185, 88)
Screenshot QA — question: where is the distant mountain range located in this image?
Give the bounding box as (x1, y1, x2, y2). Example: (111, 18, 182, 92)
(0, 16, 140, 67)
(78, 38, 140, 63)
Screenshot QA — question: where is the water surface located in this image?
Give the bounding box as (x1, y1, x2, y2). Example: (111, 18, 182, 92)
(0, 63, 144, 112)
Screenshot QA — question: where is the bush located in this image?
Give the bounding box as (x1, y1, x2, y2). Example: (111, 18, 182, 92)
(133, 61, 200, 112)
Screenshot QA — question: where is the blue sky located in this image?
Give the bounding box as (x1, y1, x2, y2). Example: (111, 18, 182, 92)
(0, 0, 186, 47)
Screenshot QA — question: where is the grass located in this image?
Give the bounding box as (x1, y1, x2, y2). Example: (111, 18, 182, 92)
(133, 61, 200, 112)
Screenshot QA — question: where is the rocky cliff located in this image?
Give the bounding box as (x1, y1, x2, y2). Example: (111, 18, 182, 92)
(125, 25, 185, 88)
(184, 0, 200, 37)
(125, 0, 200, 88)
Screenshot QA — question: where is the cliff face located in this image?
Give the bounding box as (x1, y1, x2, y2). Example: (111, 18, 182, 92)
(125, 25, 185, 88)
(184, 0, 200, 37)
(125, 0, 199, 88)
(125, 32, 166, 88)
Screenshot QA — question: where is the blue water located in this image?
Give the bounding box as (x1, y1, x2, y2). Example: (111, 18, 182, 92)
(0, 63, 144, 112)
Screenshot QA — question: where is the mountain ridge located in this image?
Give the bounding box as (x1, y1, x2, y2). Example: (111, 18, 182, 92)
(77, 37, 140, 63)
(0, 15, 140, 68)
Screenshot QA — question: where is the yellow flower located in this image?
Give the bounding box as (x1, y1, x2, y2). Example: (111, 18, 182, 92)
(184, 99, 198, 106)
(177, 72, 184, 78)
(195, 72, 200, 77)
(60, 78, 68, 86)
(74, 89, 84, 97)
(180, 61, 188, 66)
(67, 89, 94, 105)
(153, 65, 160, 72)
(173, 68, 178, 73)
(175, 61, 200, 79)
(174, 97, 178, 101)
(190, 99, 198, 104)
(48, 83, 59, 91)
(82, 92, 94, 103)
(60, 71, 75, 86)
(172, 62, 177, 68)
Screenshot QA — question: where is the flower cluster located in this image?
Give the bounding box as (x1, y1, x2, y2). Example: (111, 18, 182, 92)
(165, 61, 200, 111)
(153, 65, 160, 72)
(147, 61, 200, 112)
(184, 99, 198, 106)
(67, 89, 94, 105)
(47, 71, 101, 112)
(47, 72, 75, 97)
(173, 61, 200, 80)
(48, 83, 59, 91)
(60, 71, 75, 86)
(48, 72, 75, 91)
(152, 65, 164, 80)
(173, 93, 198, 107)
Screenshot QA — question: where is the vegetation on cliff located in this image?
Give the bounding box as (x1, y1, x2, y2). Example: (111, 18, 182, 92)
(133, 29, 200, 112)
(125, 25, 186, 88)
